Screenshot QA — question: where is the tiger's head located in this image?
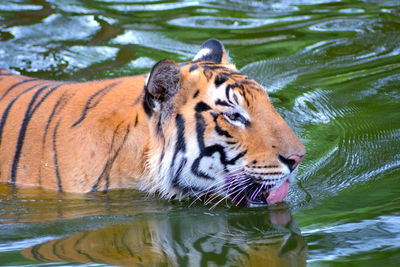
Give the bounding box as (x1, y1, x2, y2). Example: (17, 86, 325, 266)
(141, 39, 305, 206)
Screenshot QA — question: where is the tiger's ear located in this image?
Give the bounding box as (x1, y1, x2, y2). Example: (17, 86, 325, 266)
(143, 59, 181, 116)
(192, 39, 229, 64)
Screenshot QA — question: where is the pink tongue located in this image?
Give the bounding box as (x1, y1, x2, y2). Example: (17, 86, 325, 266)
(266, 181, 289, 204)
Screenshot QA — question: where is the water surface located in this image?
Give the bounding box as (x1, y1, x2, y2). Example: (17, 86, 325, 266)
(0, 0, 399, 266)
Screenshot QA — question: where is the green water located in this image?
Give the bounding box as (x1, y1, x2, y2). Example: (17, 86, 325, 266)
(0, 0, 400, 266)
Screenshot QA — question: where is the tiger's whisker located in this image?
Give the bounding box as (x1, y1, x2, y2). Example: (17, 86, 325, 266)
(230, 184, 252, 202)
(204, 178, 251, 205)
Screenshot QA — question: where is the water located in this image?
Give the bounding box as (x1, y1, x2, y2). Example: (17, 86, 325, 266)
(0, 0, 399, 266)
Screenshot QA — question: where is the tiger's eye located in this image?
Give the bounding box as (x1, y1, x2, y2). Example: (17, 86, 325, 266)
(228, 113, 240, 121)
(223, 111, 250, 127)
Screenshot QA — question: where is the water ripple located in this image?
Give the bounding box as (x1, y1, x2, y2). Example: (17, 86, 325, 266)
(110, 30, 200, 57)
(47, 0, 100, 14)
(168, 15, 311, 29)
(309, 18, 377, 33)
(0, 1, 43, 11)
(305, 214, 400, 262)
(60, 46, 119, 70)
(107, 1, 200, 12)
(5, 14, 100, 43)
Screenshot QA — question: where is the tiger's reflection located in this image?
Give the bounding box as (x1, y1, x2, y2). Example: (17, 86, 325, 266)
(22, 207, 306, 266)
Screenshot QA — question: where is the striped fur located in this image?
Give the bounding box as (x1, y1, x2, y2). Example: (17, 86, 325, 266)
(0, 39, 305, 206)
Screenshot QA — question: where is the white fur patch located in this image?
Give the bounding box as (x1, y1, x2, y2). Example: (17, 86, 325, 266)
(193, 48, 212, 61)
(145, 73, 150, 86)
(209, 83, 227, 99)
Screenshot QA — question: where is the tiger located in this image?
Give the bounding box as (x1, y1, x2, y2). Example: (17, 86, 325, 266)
(0, 39, 305, 206)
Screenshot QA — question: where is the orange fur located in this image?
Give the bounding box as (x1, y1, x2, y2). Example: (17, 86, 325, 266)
(0, 71, 149, 192)
(0, 40, 305, 205)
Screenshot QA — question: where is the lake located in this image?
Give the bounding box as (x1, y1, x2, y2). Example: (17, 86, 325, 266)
(0, 0, 399, 266)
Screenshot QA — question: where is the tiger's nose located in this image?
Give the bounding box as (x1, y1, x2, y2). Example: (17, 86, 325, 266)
(278, 154, 304, 172)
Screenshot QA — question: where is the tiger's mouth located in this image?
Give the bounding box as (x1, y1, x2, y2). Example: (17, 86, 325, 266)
(228, 179, 290, 207)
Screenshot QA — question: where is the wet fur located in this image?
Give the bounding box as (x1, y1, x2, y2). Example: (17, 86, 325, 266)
(0, 39, 305, 205)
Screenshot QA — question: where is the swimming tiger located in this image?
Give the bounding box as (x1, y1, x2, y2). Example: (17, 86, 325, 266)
(0, 39, 305, 206)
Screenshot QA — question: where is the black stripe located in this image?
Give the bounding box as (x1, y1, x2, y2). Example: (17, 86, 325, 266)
(195, 113, 206, 150)
(225, 83, 237, 105)
(248, 171, 283, 176)
(214, 74, 228, 87)
(170, 114, 187, 188)
(53, 121, 63, 192)
(190, 112, 214, 179)
(11, 83, 63, 184)
(193, 89, 200, 98)
(91, 124, 130, 192)
(196, 144, 247, 167)
(173, 114, 186, 157)
(242, 78, 259, 88)
(90, 122, 123, 192)
(189, 64, 199, 72)
(42, 91, 74, 148)
(156, 114, 162, 135)
(106, 124, 131, 191)
(199, 63, 227, 71)
(194, 101, 211, 113)
(175, 114, 186, 154)
(214, 117, 232, 138)
(200, 63, 242, 75)
(91, 162, 110, 192)
(0, 78, 38, 101)
(142, 90, 154, 117)
(172, 157, 187, 189)
(233, 93, 239, 104)
(40, 91, 74, 186)
(215, 99, 232, 107)
(0, 83, 44, 147)
(134, 113, 139, 127)
(239, 83, 251, 106)
(6, 84, 49, 178)
(91, 122, 125, 191)
(229, 149, 247, 164)
(71, 81, 121, 127)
